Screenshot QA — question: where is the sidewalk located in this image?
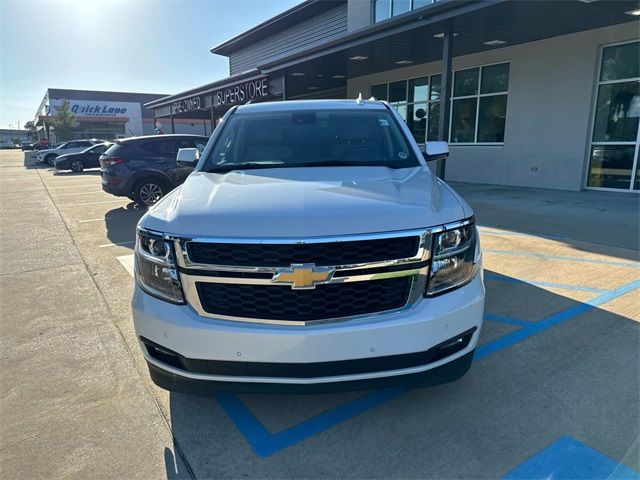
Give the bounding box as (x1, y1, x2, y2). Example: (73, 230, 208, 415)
(0, 152, 178, 479)
(450, 181, 640, 253)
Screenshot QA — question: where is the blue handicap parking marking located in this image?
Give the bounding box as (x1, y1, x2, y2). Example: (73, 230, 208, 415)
(215, 276, 640, 457)
(503, 436, 640, 479)
(217, 388, 405, 457)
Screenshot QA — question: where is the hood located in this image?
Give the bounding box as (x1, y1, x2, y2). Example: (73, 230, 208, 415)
(38, 147, 59, 155)
(141, 166, 468, 238)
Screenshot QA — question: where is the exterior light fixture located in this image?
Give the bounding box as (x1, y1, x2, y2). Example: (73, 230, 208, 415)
(349, 55, 369, 61)
(331, 75, 346, 79)
(483, 40, 506, 46)
(395, 60, 414, 65)
(433, 32, 459, 38)
(290, 72, 306, 77)
(625, 9, 640, 15)
(308, 86, 320, 90)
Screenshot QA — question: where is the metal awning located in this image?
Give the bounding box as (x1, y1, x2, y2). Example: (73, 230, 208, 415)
(260, 0, 639, 97)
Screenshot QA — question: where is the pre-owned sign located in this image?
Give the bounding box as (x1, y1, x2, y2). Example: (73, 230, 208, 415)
(213, 77, 269, 107)
(172, 96, 203, 114)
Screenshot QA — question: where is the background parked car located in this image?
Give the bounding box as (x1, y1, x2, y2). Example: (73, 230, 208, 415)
(100, 134, 208, 206)
(21, 141, 34, 151)
(54, 142, 113, 172)
(37, 139, 103, 165)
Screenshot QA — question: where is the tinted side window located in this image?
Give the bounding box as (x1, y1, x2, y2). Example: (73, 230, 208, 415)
(139, 140, 176, 155)
(77, 141, 92, 147)
(63, 142, 77, 149)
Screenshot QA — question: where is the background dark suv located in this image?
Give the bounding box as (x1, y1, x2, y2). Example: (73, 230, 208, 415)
(100, 134, 208, 206)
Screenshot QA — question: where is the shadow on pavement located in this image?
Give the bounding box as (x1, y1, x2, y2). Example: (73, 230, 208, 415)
(104, 203, 146, 249)
(53, 169, 101, 177)
(162, 269, 639, 478)
(451, 181, 640, 261)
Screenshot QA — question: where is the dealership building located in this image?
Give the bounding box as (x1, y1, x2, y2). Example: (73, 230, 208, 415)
(146, 0, 640, 192)
(35, 88, 209, 144)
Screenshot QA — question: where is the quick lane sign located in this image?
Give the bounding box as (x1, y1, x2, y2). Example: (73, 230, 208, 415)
(213, 77, 269, 107)
(172, 96, 203, 114)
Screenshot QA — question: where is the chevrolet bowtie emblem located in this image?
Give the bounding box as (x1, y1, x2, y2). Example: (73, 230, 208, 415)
(273, 263, 335, 289)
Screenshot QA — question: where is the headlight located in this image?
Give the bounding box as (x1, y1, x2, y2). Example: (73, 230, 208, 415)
(425, 220, 479, 296)
(135, 228, 184, 304)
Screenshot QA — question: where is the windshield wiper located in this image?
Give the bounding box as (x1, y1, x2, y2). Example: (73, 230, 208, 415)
(207, 160, 416, 173)
(207, 162, 284, 173)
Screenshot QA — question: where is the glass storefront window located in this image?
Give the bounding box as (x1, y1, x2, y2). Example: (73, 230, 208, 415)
(427, 102, 440, 141)
(392, 0, 411, 16)
(395, 104, 408, 122)
(450, 63, 510, 143)
(430, 74, 441, 101)
(586, 145, 635, 189)
(600, 42, 640, 82)
(592, 80, 640, 142)
(371, 84, 388, 101)
(453, 68, 479, 97)
(373, 0, 391, 22)
(451, 98, 477, 143)
(587, 41, 640, 191)
(477, 95, 508, 143)
(373, 0, 439, 23)
(373, 65, 508, 144)
(481, 63, 510, 94)
(407, 103, 428, 143)
(389, 80, 408, 102)
(408, 77, 428, 102)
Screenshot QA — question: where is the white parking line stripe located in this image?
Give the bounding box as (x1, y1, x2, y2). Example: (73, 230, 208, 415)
(56, 191, 104, 196)
(99, 241, 135, 248)
(62, 200, 125, 207)
(79, 218, 107, 223)
(50, 184, 102, 189)
(117, 254, 135, 277)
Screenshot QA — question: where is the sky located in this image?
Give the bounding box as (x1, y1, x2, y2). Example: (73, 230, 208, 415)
(0, 0, 302, 129)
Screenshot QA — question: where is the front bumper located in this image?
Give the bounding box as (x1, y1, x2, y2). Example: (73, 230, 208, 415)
(132, 271, 485, 391)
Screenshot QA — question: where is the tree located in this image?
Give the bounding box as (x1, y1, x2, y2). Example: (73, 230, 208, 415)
(23, 120, 38, 142)
(51, 98, 77, 142)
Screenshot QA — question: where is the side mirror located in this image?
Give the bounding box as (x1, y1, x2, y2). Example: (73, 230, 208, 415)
(176, 148, 199, 167)
(421, 141, 449, 163)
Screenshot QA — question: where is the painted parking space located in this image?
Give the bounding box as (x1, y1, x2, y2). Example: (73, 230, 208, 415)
(22, 157, 640, 478)
(112, 227, 640, 468)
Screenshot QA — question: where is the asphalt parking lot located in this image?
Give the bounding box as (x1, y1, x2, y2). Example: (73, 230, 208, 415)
(1, 149, 639, 479)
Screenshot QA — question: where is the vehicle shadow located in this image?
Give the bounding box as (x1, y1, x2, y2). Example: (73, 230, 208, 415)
(450, 182, 640, 262)
(162, 269, 639, 478)
(104, 203, 146, 249)
(53, 169, 101, 177)
(22, 152, 43, 169)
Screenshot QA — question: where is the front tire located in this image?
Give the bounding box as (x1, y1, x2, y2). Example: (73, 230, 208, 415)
(133, 179, 166, 207)
(46, 154, 56, 166)
(70, 160, 84, 172)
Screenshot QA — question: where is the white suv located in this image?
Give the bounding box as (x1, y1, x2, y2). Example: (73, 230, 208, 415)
(37, 139, 101, 165)
(132, 99, 485, 393)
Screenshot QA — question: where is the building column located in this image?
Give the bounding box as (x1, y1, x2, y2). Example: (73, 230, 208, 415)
(169, 110, 175, 134)
(282, 73, 287, 101)
(210, 94, 216, 131)
(437, 19, 454, 180)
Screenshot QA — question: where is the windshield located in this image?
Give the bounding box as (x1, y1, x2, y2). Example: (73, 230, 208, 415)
(83, 143, 108, 154)
(56, 142, 69, 150)
(203, 109, 420, 172)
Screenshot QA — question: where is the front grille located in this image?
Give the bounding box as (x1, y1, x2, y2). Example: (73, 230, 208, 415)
(187, 236, 420, 267)
(196, 276, 412, 322)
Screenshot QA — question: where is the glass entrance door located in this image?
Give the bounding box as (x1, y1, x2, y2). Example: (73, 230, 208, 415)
(586, 40, 640, 191)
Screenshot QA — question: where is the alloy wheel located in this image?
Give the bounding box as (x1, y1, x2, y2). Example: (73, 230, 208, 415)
(139, 183, 163, 206)
(70, 160, 84, 172)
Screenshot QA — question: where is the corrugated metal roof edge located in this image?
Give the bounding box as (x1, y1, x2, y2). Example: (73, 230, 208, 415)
(210, 0, 346, 56)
